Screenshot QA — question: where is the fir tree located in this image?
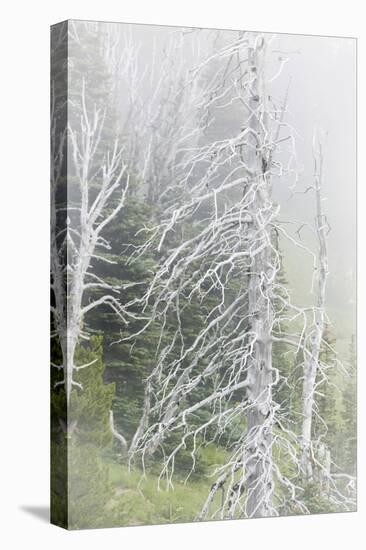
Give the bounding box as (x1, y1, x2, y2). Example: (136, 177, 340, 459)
(68, 336, 115, 529)
(313, 324, 342, 462)
(342, 335, 357, 476)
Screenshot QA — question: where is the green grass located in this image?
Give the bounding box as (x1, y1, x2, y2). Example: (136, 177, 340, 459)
(104, 445, 228, 526)
(66, 437, 349, 528)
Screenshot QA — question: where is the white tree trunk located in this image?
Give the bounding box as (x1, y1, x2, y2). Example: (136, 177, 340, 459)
(51, 72, 129, 403)
(301, 136, 329, 478)
(244, 36, 275, 518)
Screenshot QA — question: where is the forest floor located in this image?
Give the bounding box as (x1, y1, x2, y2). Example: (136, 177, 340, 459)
(104, 447, 226, 526)
(106, 462, 214, 526)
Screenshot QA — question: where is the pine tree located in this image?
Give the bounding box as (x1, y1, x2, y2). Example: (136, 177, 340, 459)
(313, 324, 342, 462)
(342, 335, 357, 476)
(51, 335, 116, 528)
(50, 319, 68, 527)
(93, 188, 161, 443)
(272, 247, 302, 427)
(68, 336, 115, 529)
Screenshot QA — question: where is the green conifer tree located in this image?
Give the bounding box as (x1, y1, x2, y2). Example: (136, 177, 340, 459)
(342, 335, 357, 476)
(68, 336, 115, 529)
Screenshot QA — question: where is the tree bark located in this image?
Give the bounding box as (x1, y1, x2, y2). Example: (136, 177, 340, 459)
(244, 36, 275, 518)
(301, 137, 328, 479)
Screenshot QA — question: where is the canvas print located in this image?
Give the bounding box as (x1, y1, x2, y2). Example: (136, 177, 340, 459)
(50, 19, 357, 529)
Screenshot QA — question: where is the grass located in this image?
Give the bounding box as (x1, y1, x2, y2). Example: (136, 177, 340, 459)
(107, 464, 208, 525)
(104, 444, 228, 527)
(66, 438, 350, 529)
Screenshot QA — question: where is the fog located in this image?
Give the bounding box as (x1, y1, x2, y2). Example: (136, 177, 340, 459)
(90, 21, 357, 349)
(271, 33, 356, 345)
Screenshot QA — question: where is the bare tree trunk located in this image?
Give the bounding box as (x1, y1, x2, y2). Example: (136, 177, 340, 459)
(128, 382, 152, 458)
(301, 135, 329, 479)
(244, 36, 275, 518)
(51, 70, 129, 403)
(109, 410, 128, 454)
(121, 30, 344, 517)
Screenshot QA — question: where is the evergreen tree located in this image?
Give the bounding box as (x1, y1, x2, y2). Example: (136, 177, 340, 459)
(68, 337, 115, 529)
(313, 324, 342, 463)
(272, 247, 302, 427)
(50, 323, 68, 527)
(92, 187, 161, 443)
(51, 335, 116, 528)
(342, 335, 357, 476)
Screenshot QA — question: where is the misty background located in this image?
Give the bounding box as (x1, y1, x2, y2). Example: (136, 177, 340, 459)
(114, 23, 357, 355)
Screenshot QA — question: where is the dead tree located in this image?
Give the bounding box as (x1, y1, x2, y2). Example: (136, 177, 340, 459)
(116, 27, 216, 208)
(107, 28, 240, 458)
(300, 134, 330, 479)
(51, 23, 355, 516)
(243, 36, 276, 519)
(51, 76, 129, 402)
(299, 134, 347, 494)
(123, 32, 310, 519)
